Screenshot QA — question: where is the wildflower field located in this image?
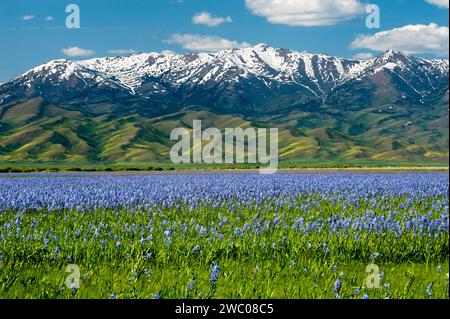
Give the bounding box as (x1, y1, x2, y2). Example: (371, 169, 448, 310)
(0, 172, 448, 299)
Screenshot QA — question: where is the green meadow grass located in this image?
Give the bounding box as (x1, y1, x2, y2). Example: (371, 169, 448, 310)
(0, 159, 448, 173)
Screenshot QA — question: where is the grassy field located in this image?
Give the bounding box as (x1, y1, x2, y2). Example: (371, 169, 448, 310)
(0, 159, 448, 173)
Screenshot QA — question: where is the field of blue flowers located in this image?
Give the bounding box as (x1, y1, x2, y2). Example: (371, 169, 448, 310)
(0, 172, 448, 299)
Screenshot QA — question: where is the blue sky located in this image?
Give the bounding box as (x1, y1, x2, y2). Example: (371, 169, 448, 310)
(0, 0, 448, 82)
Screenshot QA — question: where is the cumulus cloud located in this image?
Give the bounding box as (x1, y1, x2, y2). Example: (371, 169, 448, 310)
(245, 0, 366, 26)
(425, 0, 449, 8)
(161, 50, 176, 55)
(21, 15, 35, 21)
(351, 23, 449, 56)
(61, 46, 95, 57)
(352, 52, 374, 60)
(166, 34, 251, 52)
(107, 49, 137, 55)
(192, 12, 232, 27)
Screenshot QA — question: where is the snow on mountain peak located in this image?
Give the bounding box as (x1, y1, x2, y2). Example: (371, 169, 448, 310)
(3, 46, 448, 99)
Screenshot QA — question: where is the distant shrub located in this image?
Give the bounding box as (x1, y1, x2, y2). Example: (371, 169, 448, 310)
(9, 168, 24, 173)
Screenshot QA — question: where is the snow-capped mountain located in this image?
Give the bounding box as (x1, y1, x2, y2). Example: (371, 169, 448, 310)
(75, 44, 361, 96)
(340, 50, 448, 92)
(0, 44, 448, 114)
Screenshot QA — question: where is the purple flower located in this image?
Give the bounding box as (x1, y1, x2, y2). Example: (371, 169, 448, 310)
(188, 280, 196, 291)
(426, 283, 433, 297)
(152, 292, 161, 299)
(334, 278, 341, 292)
(210, 262, 220, 285)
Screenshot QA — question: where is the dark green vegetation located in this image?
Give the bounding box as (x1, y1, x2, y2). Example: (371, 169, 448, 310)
(0, 160, 448, 173)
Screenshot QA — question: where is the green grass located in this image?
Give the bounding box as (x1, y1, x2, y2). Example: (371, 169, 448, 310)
(1, 259, 447, 299)
(0, 159, 448, 173)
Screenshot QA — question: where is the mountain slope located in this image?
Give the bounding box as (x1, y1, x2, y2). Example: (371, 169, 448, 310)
(0, 45, 448, 164)
(2, 45, 447, 114)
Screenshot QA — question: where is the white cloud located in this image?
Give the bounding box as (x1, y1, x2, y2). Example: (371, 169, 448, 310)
(425, 0, 449, 8)
(245, 0, 365, 26)
(161, 50, 176, 55)
(192, 12, 232, 27)
(351, 23, 449, 56)
(21, 15, 35, 21)
(352, 52, 374, 60)
(45, 16, 54, 21)
(61, 46, 95, 57)
(107, 49, 137, 55)
(166, 34, 251, 52)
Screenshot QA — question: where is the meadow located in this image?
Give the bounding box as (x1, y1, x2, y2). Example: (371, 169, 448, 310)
(0, 172, 448, 299)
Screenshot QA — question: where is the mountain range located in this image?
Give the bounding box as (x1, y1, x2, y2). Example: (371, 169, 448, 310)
(0, 44, 448, 165)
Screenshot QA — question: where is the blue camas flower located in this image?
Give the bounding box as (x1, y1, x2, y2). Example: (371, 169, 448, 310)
(426, 283, 433, 297)
(210, 262, 220, 285)
(152, 292, 161, 299)
(188, 280, 196, 292)
(334, 278, 341, 293)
